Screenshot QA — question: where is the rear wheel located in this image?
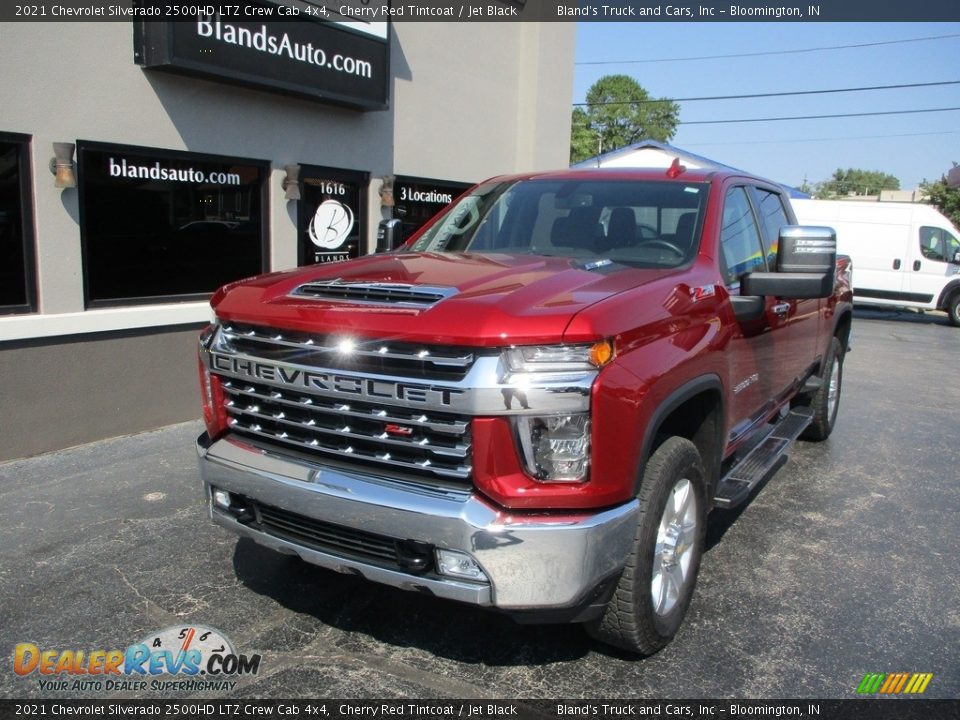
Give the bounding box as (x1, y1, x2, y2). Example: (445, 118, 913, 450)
(586, 437, 707, 655)
(800, 336, 843, 441)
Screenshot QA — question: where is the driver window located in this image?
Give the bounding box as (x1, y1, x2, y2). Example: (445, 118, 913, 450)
(720, 187, 765, 286)
(949, 231, 960, 261)
(749, 187, 788, 269)
(919, 226, 956, 262)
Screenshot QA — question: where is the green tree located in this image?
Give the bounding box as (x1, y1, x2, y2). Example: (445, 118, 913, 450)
(570, 75, 680, 165)
(813, 168, 900, 199)
(921, 164, 960, 229)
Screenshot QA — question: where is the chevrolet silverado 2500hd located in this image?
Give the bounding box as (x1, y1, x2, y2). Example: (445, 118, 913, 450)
(196, 166, 853, 655)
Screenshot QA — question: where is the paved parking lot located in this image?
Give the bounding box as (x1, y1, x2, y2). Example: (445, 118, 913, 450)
(2, 308, 958, 700)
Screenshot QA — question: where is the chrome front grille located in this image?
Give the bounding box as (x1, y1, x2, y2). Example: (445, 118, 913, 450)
(205, 320, 596, 484)
(221, 378, 473, 482)
(220, 323, 475, 381)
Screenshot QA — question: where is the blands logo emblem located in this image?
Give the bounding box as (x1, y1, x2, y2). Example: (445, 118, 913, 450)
(856, 672, 933, 695)
(309, 199, 354, 249)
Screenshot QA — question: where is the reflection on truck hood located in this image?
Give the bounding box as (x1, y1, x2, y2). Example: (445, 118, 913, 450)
(211, 252, 670, 347)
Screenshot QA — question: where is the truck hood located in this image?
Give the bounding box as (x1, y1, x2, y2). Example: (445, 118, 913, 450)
(212, 252, 667, 346)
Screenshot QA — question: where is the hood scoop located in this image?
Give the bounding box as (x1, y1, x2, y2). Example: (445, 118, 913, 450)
(290, 280, 459, 308)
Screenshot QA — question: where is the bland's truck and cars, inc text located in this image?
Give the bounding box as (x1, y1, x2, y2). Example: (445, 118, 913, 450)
(196, 165, 852, 654)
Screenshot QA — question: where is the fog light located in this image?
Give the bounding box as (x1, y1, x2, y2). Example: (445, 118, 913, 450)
(514, 413, 591, 482)
(212, 488, 231, 509)
(435, 549, 488, 582)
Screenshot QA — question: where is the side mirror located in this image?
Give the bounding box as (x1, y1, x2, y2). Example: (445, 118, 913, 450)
(777, 226, 837, 274)
(741, 226, 837, 300)
(376, 218, 404, 253)
(953, 251, 960, 264)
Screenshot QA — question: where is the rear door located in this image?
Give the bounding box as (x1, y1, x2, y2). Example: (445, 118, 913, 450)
(841, 219, 909, 306)
(793, 201, 907, 306)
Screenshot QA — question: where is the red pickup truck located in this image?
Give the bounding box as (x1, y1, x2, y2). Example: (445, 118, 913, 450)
(197, 166, 852, 654)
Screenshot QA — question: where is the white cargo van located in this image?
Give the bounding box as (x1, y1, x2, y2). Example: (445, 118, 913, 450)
(792, 199, 960, 326)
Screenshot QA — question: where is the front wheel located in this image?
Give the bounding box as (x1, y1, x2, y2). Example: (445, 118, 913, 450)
(586, 437, 707, 655)
(947, 294, 960, 327)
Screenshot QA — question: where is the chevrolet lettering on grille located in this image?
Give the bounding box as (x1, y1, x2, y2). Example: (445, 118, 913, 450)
(210, 353, 466, 407)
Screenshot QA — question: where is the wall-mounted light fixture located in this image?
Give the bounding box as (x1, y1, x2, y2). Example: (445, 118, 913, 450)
(282, 164, 301, 201)
(379, 174, 395, 208)
(50, 142, 77, 189)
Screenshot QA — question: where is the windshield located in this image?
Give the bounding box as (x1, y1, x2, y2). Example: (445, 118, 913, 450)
(407, 178, 709, 268)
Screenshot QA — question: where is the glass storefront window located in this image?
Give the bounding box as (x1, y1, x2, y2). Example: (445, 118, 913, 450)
(0, 133, 36, 314)
(394, 176, 471, 244)
(78, 142, 268, 306)
(298, 165, 368, 266)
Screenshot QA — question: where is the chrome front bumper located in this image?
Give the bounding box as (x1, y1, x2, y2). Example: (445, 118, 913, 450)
(197, 433, 638, 613)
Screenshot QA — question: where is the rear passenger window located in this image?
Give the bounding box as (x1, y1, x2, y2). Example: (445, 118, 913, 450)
(720, 187, 765, 286)
(749, 187, 788, 269)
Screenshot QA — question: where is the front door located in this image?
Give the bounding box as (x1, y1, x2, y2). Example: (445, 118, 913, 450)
(748, 186, 821, 392)
(719, 185, 818, 447)
(906, 225, 960, 305)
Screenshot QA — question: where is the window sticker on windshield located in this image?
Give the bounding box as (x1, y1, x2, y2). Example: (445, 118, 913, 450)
(684, 187, 700, 194)
(430, 196, 481, 250)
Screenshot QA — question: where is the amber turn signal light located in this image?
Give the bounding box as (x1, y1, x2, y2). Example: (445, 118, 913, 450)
(589, 339, 615, 367)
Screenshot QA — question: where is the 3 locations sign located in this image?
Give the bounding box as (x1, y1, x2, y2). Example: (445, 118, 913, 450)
(394, 176, 471, 242)
(133, 1, 389, 110)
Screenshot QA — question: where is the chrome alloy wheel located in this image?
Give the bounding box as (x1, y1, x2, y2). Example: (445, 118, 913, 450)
(651, 478, 698, 616)
(827, 354, 841, 419)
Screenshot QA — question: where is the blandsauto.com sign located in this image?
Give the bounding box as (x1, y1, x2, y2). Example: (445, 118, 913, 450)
(134, 1, 389, 110)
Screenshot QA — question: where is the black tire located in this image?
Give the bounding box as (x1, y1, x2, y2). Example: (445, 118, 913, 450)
(586, 437, 707, 655)
(948, 294, 960, 327)
(800, 336, 843, 441)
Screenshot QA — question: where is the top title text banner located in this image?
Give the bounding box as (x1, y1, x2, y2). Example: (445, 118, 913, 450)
(4, 0, 960, 22)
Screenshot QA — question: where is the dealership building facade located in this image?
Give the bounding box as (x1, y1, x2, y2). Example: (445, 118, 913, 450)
(0, 12, 575, 460)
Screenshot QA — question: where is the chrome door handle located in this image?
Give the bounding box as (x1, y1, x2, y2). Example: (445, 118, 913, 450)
(772, 302, 790, 316)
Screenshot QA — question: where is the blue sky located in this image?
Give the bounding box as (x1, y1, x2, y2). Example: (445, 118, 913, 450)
(573, 22, 960, 189)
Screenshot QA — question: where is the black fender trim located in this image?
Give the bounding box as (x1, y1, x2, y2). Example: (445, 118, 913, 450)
(832, 308, 854, 353)
(936, 280, 960, 310)
(635, 374, 724, 497)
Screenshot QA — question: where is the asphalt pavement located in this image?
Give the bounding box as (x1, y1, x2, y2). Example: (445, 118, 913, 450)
(1, 308, 958, 700)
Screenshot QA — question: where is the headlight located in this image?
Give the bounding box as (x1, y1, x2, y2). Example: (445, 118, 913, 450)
(514, 413, 591, 483)
(502, 341, 609, 483)
(501, 340, 614, 374)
